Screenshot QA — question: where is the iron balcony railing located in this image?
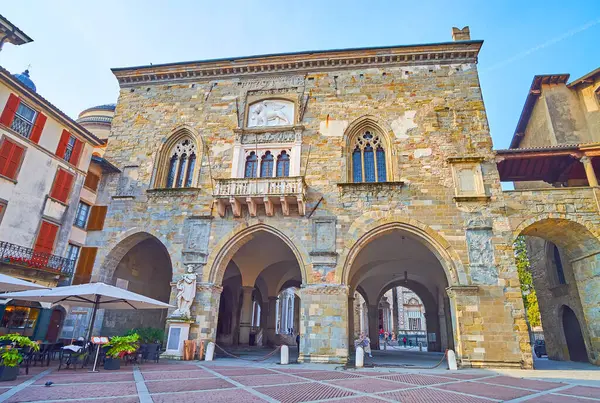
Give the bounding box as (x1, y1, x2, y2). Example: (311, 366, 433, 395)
(10, 115, 34, 139)
(214, 176, 305, 198)
(0, 241, 75, 276)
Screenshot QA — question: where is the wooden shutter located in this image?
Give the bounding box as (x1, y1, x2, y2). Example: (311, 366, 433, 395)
(29, 113, 47, 144)
(50, 169, 74, 203)
(55, 130, 70, 158)
(0, 94, 20, 127)
(73, 247, 97, 285)
(84, 171, 100, 191)
(0, 139, 25, 180)
(70, 138, 83, 165)
(87, 205, 107, 230)
(34, 221, 59, 254)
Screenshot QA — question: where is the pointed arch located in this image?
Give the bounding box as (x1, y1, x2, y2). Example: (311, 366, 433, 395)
(344, 116, 395, 183)
(153, 126, 202, 189)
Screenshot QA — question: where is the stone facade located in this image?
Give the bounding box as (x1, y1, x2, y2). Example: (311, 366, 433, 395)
(85, 29, 600, 367)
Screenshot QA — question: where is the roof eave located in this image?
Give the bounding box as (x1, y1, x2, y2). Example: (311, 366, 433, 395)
(0, 66, 103, 146)
(111, 40, 484, 86)
(0, 14, 33, 44)
(510, 74, 570, 149)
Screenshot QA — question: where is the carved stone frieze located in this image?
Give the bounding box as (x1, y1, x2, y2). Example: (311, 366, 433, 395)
(240, 76, 305, 90)
(241, 130, 296, 144)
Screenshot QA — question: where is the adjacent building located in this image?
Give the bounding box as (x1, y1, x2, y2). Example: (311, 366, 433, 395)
(0, 66, 103, 340)
(496, 68, 600, 363)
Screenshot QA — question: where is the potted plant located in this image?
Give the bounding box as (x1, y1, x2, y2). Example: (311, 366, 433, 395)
(0, 334, 39, 381)
(104, 333, 139, 370)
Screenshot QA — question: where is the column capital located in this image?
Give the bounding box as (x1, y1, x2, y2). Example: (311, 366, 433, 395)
(241, 286, 255, 293)
(580, 155, 593, 164)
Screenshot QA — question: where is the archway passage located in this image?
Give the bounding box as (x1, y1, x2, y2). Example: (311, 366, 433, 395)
(562, 306, 588, 362)
(348, 227, 454, 364)
(102, 236, 172, 337)
(516, 217, 598, 365)
(216, 230, 303, 353)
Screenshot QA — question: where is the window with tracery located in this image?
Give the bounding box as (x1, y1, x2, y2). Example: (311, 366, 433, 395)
(276, 151, 290, 177)
(351, 131, 387, 182)
(165, 138, 196, 188)
(260, 151, 274, 177)
(245, 152, 258, 178)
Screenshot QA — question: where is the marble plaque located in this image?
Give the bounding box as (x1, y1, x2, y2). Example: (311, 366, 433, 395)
(167, 327, 181, 350)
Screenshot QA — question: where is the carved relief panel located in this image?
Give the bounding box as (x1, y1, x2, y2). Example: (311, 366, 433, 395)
(247, 100, 295, 128)
(310, 217, 338, 282)
(182, 216, 211, 269)
(465, 218, 498, 285)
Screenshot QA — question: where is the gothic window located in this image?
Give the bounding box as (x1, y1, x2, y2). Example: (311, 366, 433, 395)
(553, 245, 567, 285)
(276, 151, 290, 177)
(245, 152, 258, 178)
(185, 153, 196, 187)
(260, 151, 274, 177)
(158, 135, 198, 189)
(350, 131, 387, 182)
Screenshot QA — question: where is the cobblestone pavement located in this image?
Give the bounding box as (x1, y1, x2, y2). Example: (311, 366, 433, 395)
(0, 360, 598, 403)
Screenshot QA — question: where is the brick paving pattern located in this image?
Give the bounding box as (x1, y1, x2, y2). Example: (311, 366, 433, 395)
(0, 361, 597, 402)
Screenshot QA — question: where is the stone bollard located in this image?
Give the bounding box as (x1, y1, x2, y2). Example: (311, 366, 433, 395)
(447, 349, 458, 370)
(281, 345, 289, 365)
(355, 346, 364, 368)
(205, 342, 215, 361)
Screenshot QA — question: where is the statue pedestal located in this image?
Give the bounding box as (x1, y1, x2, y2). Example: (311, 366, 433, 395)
(162, 319, 192, 360)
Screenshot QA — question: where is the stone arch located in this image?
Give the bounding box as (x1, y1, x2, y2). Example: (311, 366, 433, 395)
(94, 229, 172, 283)
(153, 125, 202, 189)
(344, 115, 396, 182)
(206, 222, 310, 286)
(511, 213, 600, 261)
(340, 214, 466, 286)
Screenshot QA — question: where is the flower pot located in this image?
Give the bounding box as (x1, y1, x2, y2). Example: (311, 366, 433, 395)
(103, 358, 120, 371)
(0, 366, 19, 381)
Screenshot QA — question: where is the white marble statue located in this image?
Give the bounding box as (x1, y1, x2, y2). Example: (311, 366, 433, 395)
(249, 101, 291, 127)
(172, 266, 197, 318)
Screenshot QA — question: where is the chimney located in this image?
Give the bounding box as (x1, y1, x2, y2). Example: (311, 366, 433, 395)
(451, 26, 471, 41)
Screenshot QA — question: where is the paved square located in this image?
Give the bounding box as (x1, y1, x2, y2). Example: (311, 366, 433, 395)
(327, 377, 413, 393)
(438, 381, 536, 400)
(256, 382, 356, 402)
(0, 360, 597, 402)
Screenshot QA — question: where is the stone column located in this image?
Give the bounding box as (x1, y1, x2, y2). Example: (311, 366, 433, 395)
(348, 295, 355, 349)
(294, 294, 300, 333)
(238, 286, 254, 345)
(266, 296, 278, 346)
(446, 285, 531, 369)
(299, 284, 349, 363)
(367, 304, 379, 350)
(392, 287, 399, 333)
(438, 290, 448, 351)
(581, 156, 598, 187)
(191, 283, 222, 345)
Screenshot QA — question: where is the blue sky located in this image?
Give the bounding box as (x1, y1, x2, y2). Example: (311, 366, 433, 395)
(0, 0, 598, 149)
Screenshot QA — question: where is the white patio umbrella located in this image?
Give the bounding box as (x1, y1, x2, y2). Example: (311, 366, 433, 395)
(1, 282, 174, 340)
(0, 273, 49, 292)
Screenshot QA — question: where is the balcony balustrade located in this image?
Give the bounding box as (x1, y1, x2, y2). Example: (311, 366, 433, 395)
(213, 176, 306, 217)
(0, 241, 75, 277)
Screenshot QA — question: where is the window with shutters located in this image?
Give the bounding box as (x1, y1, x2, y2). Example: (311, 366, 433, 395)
(66, 244, 80, 265)
(56, 130, 83, 166)
(0, 137, 25, 181)
(49, 168, 74, 203)
(34, 221, 59, 255)
(0, 200, 6, 225)
(73, 201, 90, 228)
(73, 247, 97, 285)
(1, 94, 47, 144)
(11, 102, 36, 139)
(86, 205, 107, 231)
(83, 171, 100, 192)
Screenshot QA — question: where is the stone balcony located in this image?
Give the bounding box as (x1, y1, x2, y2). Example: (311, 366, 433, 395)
(213, 177, 306, 217)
